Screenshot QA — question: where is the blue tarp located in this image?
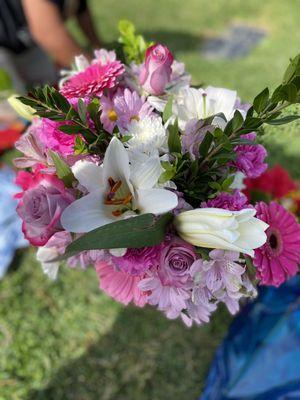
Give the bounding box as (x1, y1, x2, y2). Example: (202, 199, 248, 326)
(201, 276, 300, 400)
(0, 166, 28, 278)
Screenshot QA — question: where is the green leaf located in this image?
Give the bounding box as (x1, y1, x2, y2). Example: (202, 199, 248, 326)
(281, 83, 298, 103)
(168, 119, 181, 153)
(163, 96, 173, 123)
(77, 98, 87, 125)
(283, 54, 300, 84)
(53, 213, 174, 260)
(266, 115, 300, 125)
(74, 136, 88, 155)
(48, 150, 75, 188)
(253, 87, 269, 113)
(199, 132, 213, 158)
(59, 124, 83, 134)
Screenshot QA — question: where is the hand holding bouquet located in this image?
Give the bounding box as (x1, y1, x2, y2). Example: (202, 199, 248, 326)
(13, 21, 300, 326)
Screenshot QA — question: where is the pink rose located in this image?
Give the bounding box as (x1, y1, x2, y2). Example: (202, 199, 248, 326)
(139, 44, 174, 95)
(16, 170, 75, 246)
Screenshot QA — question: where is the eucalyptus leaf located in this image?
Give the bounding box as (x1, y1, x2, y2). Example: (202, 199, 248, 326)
(52, 213, 174, 261)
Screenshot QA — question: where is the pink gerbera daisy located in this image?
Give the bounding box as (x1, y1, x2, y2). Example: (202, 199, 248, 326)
(95, 260, 147, 307)
(254, 201, 300, 287)
(61, 61, 125, 100)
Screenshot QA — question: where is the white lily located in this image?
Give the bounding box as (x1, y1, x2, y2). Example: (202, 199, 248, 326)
(61, 137, 178, 233)
(174, 208, 269, 257)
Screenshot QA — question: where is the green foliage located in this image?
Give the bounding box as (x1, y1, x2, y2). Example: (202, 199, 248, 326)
(118, 20, 151, 64)
(168, 118, 181, 153)
(48, 151, 75, 188)
(18, 88, 111, 154)
(56, 213, 174, 259)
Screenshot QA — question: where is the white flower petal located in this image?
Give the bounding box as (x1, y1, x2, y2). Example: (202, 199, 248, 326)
(137, 188, 178, 214)
(130, 155, 163, 189)
(103, 137, 133, 192)
(61, 190, 114, 233)
(72, 160, 103, 192)
(36, 247, 60, 280)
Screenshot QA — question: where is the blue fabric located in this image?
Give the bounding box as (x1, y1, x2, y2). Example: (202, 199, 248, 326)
(0, 166, 28, 278)
(201, 277, 300, 400)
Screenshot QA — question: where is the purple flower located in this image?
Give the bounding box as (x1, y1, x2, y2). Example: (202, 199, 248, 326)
(139, 44, 174, 95)
(158, 237, 197, 287)
(190, 249, 256, 315)
(16, 171, 75, 246)
(112, 246, 161, 276)
(232, 133, 267, 178)
(100, 88, 153, 133)
(139, 237, 196, 314)
(201, 190, 251, 211)
(172, 191, 193, 216)
(182, 119, 214, 160)
(68, 249, 106, 269)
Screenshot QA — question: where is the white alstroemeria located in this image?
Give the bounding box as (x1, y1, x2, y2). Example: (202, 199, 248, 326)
(36, 246, 60, 280)
(61, 137, 178, 233)
(175, 208, 269, 257)
(125, 115, 168, 153)
(176, 86, 239, 129)
(149, 86, 243, 130)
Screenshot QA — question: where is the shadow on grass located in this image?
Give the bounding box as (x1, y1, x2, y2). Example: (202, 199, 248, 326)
(29, 304, 230, 400)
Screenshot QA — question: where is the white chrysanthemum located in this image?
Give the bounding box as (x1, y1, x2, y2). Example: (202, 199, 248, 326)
(125, 116, 167, 152)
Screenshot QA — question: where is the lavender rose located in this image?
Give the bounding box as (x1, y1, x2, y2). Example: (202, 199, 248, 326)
(182, 119, 214, 160)
(139, 43, 174, 95)
(158, 237, 196, 287)
(16, 171, 75, 246)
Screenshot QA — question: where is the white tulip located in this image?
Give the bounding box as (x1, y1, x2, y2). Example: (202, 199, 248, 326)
(174, 208, 268, 257)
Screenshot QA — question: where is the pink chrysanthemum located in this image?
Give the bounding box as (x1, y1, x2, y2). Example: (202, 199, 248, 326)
(254, 201, 300, 287)
(95, 260, 147, 307)
(61, 61, 125, 100)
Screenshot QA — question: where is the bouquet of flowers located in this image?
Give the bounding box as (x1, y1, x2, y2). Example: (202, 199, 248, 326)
(13, 21, 300, 326)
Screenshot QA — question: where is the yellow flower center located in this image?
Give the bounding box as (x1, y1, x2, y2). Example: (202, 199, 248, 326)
(108, 109, 118, 122)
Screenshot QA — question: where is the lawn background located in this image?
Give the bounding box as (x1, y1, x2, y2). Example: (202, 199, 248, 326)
(1, 1, 300, 399)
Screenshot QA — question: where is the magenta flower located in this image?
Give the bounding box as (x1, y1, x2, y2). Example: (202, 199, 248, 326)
(61, 61, 125, 100)
(232, 133, 267, 178)
(16, 171, 75, 246)
(201, 190, 251, 211)
(139, 43, 174, 95)
(254, 201, 300, 287)
(95, 260, 147, 307)
(112, 245, 161, 276)
(36, 118, 76, 156)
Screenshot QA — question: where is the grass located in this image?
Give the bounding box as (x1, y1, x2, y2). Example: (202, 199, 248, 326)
(1, 1, 300, 399)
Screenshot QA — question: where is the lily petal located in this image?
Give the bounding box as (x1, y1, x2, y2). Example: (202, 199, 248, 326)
(61, 189, 114, 233)
(137, 188, 178, 214)
(130, 155, 163, 189)
(72, 160, 103, 192)
(103, 137, 133, 193)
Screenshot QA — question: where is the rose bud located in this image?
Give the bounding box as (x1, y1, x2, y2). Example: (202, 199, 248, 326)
(139, 43, 174, 95)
